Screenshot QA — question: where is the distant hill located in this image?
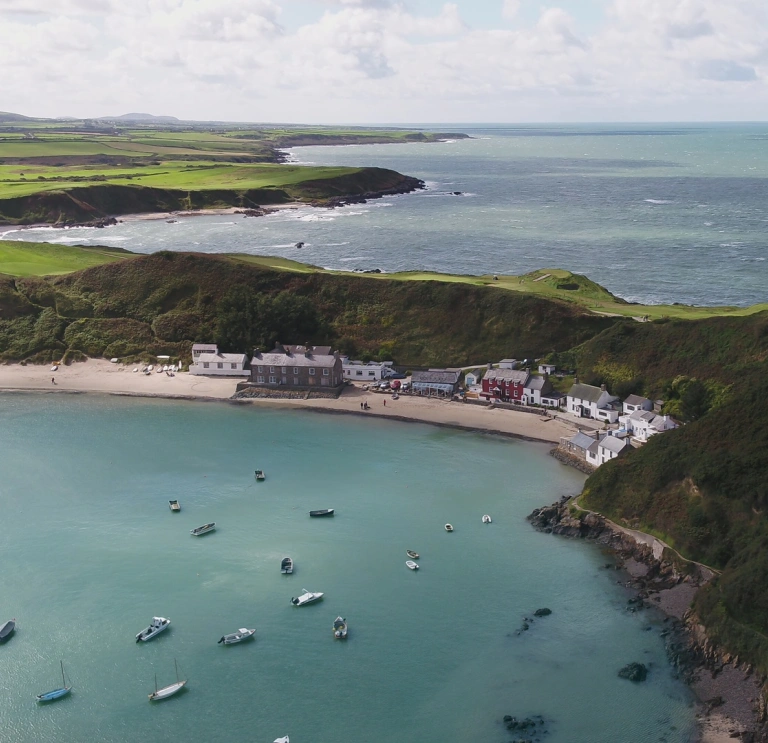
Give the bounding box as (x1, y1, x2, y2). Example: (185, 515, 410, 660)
(0, 111, 39, 123)
(99, 113, 180, 123)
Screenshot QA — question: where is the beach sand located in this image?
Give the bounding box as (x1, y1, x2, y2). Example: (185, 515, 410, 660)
(0, 360, 576, 444)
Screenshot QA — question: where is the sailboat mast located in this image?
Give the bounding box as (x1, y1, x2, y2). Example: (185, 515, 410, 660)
(60, 661, 65, 688)
(154, 673, 158, 694)
(174, 659, 179, 683)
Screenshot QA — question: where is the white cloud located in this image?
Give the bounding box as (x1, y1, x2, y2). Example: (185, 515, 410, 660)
(1, 0, 767, 122)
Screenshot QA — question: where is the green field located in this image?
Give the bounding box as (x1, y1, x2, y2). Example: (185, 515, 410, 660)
(0, 239, 131, 276)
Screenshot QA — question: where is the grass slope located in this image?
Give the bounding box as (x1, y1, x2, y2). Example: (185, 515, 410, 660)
(0, 239, 132, 277)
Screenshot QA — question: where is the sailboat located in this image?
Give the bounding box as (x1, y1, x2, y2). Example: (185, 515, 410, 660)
(148, 659, 187, 701)
(36, 661, 71, 702)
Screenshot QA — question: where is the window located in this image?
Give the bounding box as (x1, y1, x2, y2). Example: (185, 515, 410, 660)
(257, 375, 265, 383)
(368, 371, 375, 377)
(323, 369, 329, 376)
(282, 377, 287, 385)
(231, 363, 237, 370)
(258, 366, 263, 373)
(294, 377, 299, 385)
(217, 362, 223, 369)
(282, 367, 287, 374)
(203, 362, 209, 368)
(309, 368, 315, 375)
(270, 366, 275, 374)
(356, 370, 363, 376)
(269, 376, 277, 384)
(294, 367, 299, 374)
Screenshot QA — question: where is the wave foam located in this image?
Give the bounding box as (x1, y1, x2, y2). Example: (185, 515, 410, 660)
(644, 199, 674, 205)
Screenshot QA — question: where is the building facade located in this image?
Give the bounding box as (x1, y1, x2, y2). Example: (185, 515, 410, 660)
(189, 345, 250, 376)
(340, 358, 393, 381)
(566, 382, 619, 419)
(250, 344, 343, 388)
(481, 368, 529, 402)
(411, 370, 461, 396)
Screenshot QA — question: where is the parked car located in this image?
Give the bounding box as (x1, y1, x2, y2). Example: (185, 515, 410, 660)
(382, 371, 407, 380)
(378, 381, 391, 390)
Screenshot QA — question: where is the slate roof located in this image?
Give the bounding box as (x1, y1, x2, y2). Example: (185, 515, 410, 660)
(485, 369, 529, 384)
(251, 344, 338, 368)
(192, 343, 218, 352)
(412, 370, 461, 385)
(624, 394, 651, 407)
(569, 432, 597, 451)
(525, 376, 550, 391)
(599, 436, 628, 454)
(629, 410, 656, 423)
(197, 352, 248, 365)
(568, 383, 610, 403)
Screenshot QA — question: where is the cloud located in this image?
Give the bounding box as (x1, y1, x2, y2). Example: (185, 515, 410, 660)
(698, 59, 757, 81)
(667, 20, 714, 39)
(501, 0, 520, 21)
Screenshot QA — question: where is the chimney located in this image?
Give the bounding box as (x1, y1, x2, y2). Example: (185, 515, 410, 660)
(487, 362, 492, 370)
(573, 377, 579, 385)
(600, 383, 607, 391)
(274, 341, 284, 354)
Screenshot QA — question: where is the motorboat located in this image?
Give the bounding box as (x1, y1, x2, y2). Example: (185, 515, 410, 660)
(406, 560, 419, 570)
(0, 619, 15, 642)
(148, 659, 186, 701)
(169, 499, 180, 512)
(333, 616, 348, 639)
(281, 557, 294, 574)
(482, 514, 492, 523)
(218, 628, 255, 645)
(135, 616, 170, 642)
(254, 469, 266, 481)
(406, 550, 419, 560)
(291, 589, 323, 606)
(445, 524, 454, 532)
(309, 509, 334, 517)
(36, 661, 71, 703)
(190, 522, 216, 536)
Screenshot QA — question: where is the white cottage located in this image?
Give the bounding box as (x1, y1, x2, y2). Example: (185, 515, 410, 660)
(464, 369, 482, 388)
(586, 434, 630, 467)
(566, 382, 619, 420)
(623, 394, 654, 415)
(190, 345, 250, 377)
(340, 358, 393, 381)
(620, 410, 679, 443)
(523, 375, 553, 406)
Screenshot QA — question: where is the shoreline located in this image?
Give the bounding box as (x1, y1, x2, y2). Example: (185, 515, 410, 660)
(0, 360, 577, 445)
(528, 499, 766, 743)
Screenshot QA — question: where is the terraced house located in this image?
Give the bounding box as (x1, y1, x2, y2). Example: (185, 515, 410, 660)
(249, 344, 343, 389)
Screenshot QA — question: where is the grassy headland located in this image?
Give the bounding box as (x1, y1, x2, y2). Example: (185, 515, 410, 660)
(0, 117, 464, 224)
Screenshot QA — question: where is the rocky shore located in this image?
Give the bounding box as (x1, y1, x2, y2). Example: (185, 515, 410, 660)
(528, 497, 768, 742)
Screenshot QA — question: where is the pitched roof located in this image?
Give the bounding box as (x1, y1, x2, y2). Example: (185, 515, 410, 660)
(412, 370, 461, 385)
(192, 343, 218, 352)
(251, 344, 338, 368)
(197, 352, 248, 364)
(629, 409, 656, 422)
(569, 431, 597, 451)
(599, 436, 628, 454)
(568, 382, 610, 403)
(624, 394, 651, 406)
(525, 376, 551, 391)
(485, 368, 529, 384)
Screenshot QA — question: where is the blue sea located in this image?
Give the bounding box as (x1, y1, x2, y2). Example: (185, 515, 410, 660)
(7, 122, 768, 306)
(0, 395, 697, 742)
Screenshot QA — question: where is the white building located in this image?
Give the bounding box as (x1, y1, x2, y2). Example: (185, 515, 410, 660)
(498, 359, 518, 369)
(567, 382, 619, 421)
(464, 370, 482, 387)
(623, 394, 654, 415)
(340, 358, 393, 381)
(586, 434, 630, 467)
(190, 345, 250, 376)
(540, 392, 566, 409)
(620, 409, 679, 443)
(538, 363, 556, 375)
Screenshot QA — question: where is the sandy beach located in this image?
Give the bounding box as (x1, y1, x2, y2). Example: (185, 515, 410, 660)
(0, 360, 577, 444)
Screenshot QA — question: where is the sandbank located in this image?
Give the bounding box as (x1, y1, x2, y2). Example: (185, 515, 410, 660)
(0, 360, 577, 444)
(118, 203, 306, 223)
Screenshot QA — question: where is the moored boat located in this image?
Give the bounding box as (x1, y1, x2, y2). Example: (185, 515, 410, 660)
(148, 659, 186, 701)
(169, 499, 180, 512)
(405, 550, 419, 560)
(333, 616, 348, 639)
(0, 619, 15, 642)
(281, 557, 294, 574)
(254, 469, 266, 481)
(445, 524, 454, 532)
(36, 661, 71, 703)
(291, 589, 323, 606)
(309, 509, 334, 517)
(274, 737, 290, 743)
(406, 560, 419, 570)
(135, 616, 170, 642)
(482, 514, 492, 523)
(190, 522, 216, 536)
(218, 628, 256, 645)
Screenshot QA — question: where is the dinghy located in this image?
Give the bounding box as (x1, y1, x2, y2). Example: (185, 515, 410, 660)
(406, 560, 419, 570)
(406, 550, 419, 560)
(190, 522, 215, 536)
(169, 499, 181, 512)
(445, 524, 454, 532)
(482, 514, 492, 523)
(333, 616, 348, 639)
(254, 469, 266, 481)
(309, 509, 334, 517)
(281, 557, 293, 574)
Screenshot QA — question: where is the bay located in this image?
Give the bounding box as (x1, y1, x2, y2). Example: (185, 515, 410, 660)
(7, 123, 768, 306)
(0, 395, 695, 742)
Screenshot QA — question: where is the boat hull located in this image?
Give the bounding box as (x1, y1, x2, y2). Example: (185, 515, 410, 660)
(309, 509, 334, 517)
(406, 560, 419, 570)
(281, 558, 293, 574)
(405, 551, 419, 560)
(0, 620, 15, 642)
(149, 680, 186, 701)
(136, 618, 170, 642)
(218, 629, 255, 645)
(190, 523, 216, 536)
(36, 687, 70, 702)
(291, 592, 323, 606)
(333, 617, 348, 639)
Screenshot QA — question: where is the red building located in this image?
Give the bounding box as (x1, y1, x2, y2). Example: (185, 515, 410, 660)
(481, 368, 530, 402)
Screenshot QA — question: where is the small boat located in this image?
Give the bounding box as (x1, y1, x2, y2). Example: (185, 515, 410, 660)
(291, 589, 324, 606)
(274, 738, 290, 743)
(50, 365, 58, 372)
(445, 524, 454, 532)
(406, 550, 419, 560)
(169, 499, 181, 512)
(333, 616, 348, 639)
(281, 557, 294, 574)
(406, 560, 419, 570)
(0, 619, 15, 642)
(254, 469, 266, 481)
(148, 659, 186, 701)
(36, 661, 71, 703)
(309, 509, 334, 517)
(218, 628, 255, 645)
(135, 616, 170, 642)
(482, 514, 492, 523)
(190, 522, 216, 536)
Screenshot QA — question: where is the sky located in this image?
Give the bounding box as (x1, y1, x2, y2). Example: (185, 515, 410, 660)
(1, 0, 767, 123)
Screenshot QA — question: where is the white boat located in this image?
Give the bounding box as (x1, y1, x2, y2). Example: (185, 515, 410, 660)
(274, 737, 290, 743)
(281, 557, 293, 574)
(406, 560, 419, 570)
(218, 628, 256, 645)
(291, 589, 323, 606)
(36, 661, 71, 703)
(135, 616, 170, 642)
(50, 365, 58, 372)
(482, 514, 492, 523)
(190, 522, 216, 536)
(406, 550, 419, 559)
(333, 616, 348, 639)
(148, 659, 186, 701)
(445, 524, 454, 532)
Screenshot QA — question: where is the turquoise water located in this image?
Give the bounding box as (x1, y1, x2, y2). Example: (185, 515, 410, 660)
(8, 123, 768, 306)
(0, 395, 696, 742)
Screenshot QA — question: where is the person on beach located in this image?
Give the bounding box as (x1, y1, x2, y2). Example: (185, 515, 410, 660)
(383, 399, 386, 407)
(51, 377, 55, 384)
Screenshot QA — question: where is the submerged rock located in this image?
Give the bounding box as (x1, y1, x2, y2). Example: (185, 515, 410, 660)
(534, 608, 552, 617)
(618, 662, 648, 682)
